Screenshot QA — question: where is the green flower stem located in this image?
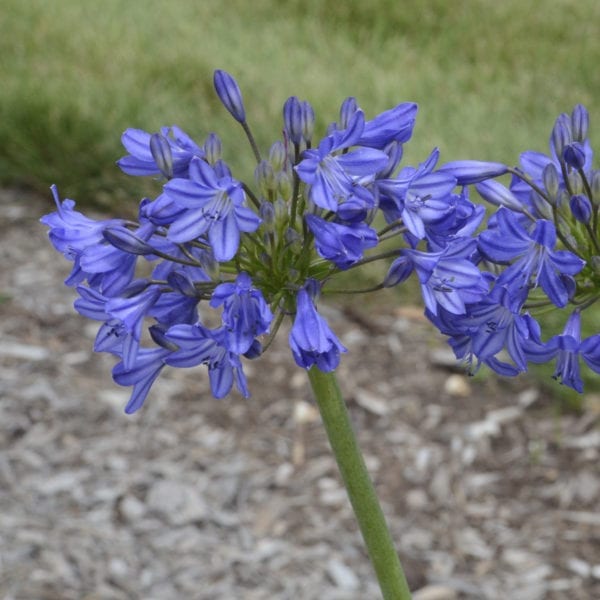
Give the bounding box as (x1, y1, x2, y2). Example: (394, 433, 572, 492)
(307, 368, 412, 600)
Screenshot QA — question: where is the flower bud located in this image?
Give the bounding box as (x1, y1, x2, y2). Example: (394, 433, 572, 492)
(276, 171, 293, 200)
(213, 70, 246, 123)
(563, 142, 586, 170)
(570, 194, 592, 223)
(285, 227, 302, 252)
(592, 170, 600, 202)
(542, 163, 560, 200)
(255, 160, 276, 195)
(259, 200, 275, 230)
(439, 160, 508, 185)
(167, 271, 199, 297)
(103, 226, 155, 255)
(149, 324, 179, 351)
(203, 133, 222, 165)
(149, 133, 173, 179)
(243, 339, 263, 359)
(551, 113, 572, 158)
(339, 97, 359, 129)
(199, 248, 219, 280)
(273, 197, 288, 224)
(568, 170, 583, 195)
(530, 191, 553, 220)
(283, 96, 303, 145)
(571, 104, 589, 142)
(475, 179, 523, 211)
(384, 254, 413, 287)
(301, 100, 315, 144)
(268, 141, 287, 172)
(377, 141, 404, 178)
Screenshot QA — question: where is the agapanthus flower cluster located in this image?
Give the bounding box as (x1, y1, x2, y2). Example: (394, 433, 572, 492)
(432, 104, 600, 392)
(41, 70, 600, 412)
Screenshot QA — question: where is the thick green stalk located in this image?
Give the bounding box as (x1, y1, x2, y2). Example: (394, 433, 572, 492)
(307, 368, 412, 600)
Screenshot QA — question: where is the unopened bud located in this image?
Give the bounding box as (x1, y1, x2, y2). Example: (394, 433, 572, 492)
(276, 171, 293, 200)
(592, 170, 600, 203)
(570, 194, 592, 223)
(563, 142, 586, 170)
(551, 113, 572, 158)
(199, 248, 219, 279)
(285, 227, 302, 252)
(273, 197, 288, 223)
(103, 226, 155, 255)
(243, 339, 263, 359)
(475, 180, 523, 212)
(283, 96, 303, 145)
(378, 141, 404, 178)
(150, 133, 173, 179)
(568, 170, 583, 195)
(203, 133, 222, 165)
(167, 271, 199, 297)
(571, 104, 589, 142)
(530, 191, 553, 220)
(542, 163, 560, 200)
(268, 141, 287, 172)
(259, 201, 275, 227)
(301, 100, 315, 144)
(213, 70, 246, 123)
(255, 160, 275, 195)
(339, 97, 359, 129)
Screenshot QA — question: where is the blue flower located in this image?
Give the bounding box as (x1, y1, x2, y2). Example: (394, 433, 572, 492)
(117, 126, 204, 178)
(305, 214, 378, 269)
(466, 285, 533, 372)
(41, 186, 122, 261)
(113, 347, 171, 414)
(165, 323, 250, 398)
(78, 221, 158, 297)
(164, 157, 261, 260)
(40, 186, 125, 287)
(422, 187, 486, 250)
(377, 148, 457, 240)
(399, 239, 488, 315)
(147, 284, 200, 327)
(523, 311, 585, 392)
(295, 111, 389, 212)
(209, 272, 273, 354)
(289, 286, 347, 371)
(478, 208, 585, 307)
(105, 286, 162, 369)
(356, 102, 418, 149)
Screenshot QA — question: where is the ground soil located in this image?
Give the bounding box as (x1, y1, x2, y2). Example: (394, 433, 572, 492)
(1, 189, 599, 599)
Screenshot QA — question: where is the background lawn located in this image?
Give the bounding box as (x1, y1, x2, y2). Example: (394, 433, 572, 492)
(2, 0, 599, 204)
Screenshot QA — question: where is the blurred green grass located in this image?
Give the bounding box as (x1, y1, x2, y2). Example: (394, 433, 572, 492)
(2, 0, 600, 405)
(2, 0, 599, 204)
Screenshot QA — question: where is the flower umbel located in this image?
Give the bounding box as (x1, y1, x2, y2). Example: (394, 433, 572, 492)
(42, 74, 600, 408)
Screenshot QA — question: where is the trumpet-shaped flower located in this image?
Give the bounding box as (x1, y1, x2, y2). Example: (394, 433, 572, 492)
(478, 208, 585, 307)
(117, 126, 204, 179)
(164, 157, 260, 260)
(209, 272, 273, 354)
(305, 214, 378, 269)
(397, 239, 488, 316)
(295, 111, 389, 212)
(289, 287, 347, 371)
